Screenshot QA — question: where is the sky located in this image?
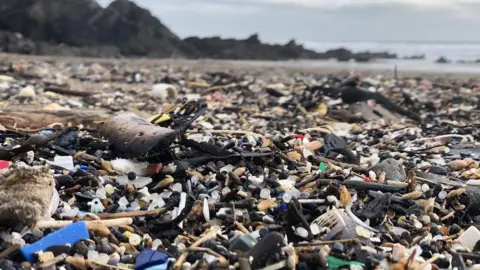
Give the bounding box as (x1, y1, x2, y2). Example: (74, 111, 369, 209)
(97, 0, 480, 44)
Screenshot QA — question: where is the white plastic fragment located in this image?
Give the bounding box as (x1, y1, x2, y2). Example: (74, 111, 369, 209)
(178, 192, 187, 228)
(458, 226, 480, 250)
(54, 156, 74, 171)
(203, 197, 210, 222)
(466, 179, 480, 186)
(295, 227, 309, 238)
(152, 83, 177, 100)
(111, 159, 149, 176)
(95, 187, 106, 199)
(89, 198, 105, 213)
(47, 188, 60, 218)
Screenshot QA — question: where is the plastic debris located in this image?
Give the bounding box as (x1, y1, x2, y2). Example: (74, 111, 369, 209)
(21, 222, 89, 262)
(1, 58, 480, 270)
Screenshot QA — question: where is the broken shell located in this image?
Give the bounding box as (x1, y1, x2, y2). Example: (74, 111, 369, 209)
(402, 191, 423, 200)
(233, 167, 246, 177)
(257, 198, 277, 211)
(287, 151, 302, 161)
(450, 160, 468, 171)
(378, 172, 386, 183)
(153, 175, 174, 190)
(447, 188, 466, 198)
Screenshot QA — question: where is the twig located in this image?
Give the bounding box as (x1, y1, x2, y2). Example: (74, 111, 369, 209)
(204, 129, 264, 138)
(44, 86, 94, 97)
(36, 218, 132, 229)
(299, 126, 335, 134)
(188, 247, 229, 268)
(173, 226, 221, 270)
(294, 238, 359, 247)
(313, 156, 366, 172)
(95, 209, 163, 219)
(38, 254, 67, 268)
(0, 243, 20, 259)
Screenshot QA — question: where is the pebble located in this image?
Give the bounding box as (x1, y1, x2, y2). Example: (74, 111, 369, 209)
(371, 158, 406, 182)
(17, 85, 36, 98)
(1, 58, 480, 270)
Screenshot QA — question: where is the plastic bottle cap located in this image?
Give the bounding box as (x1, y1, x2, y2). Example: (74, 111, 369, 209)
(129, 233, 142, 246)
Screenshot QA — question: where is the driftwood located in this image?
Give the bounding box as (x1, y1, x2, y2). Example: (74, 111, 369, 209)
(0, 108, 110, 130)
(44, 86, 94, 97)
(99, 113, 177, 158)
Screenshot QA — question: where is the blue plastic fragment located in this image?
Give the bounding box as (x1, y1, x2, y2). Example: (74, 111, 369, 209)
(40, 130, 54, 136)
(144, 258, 176, 270)
(272, 202, 287, 214)
(21, 222, 89, 262)
(80, 165, 88, 171)
(135, 249, 169, 270)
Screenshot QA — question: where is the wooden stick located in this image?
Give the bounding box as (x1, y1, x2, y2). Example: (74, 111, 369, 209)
(0, 243, 20, 259)
(38, 254, 67, 268)
(204, 129, 264, 138)
(36, 218, 133, 229)
(294, 238, 359, 247)
(314, 156, 366, 172)
(96, 209, 163, 219)
(173, 226, 221, 270)
(189, 247, 229, 268)
(44, 86, 94, 97)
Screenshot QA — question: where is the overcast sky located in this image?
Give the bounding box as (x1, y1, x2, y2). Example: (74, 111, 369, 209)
(97, 0, 480, 44)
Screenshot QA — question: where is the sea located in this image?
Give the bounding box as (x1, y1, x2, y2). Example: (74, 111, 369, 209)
(289, 41, 480, 74)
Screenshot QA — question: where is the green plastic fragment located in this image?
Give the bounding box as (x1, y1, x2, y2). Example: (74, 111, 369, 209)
(327, 256, 365, 269)
(319, 162, 327, 173)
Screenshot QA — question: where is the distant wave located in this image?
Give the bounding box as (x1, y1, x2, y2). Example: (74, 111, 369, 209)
(302, 41, 480, 61)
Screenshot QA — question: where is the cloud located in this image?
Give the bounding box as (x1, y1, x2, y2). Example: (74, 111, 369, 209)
(258, 0, 480, 8)
(97, 0, 259, 14)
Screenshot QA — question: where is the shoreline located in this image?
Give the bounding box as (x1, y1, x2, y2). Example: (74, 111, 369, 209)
(2, 53, 480, 80)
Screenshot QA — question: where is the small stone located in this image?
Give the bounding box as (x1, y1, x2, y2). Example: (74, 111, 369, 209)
(97, 253, 110, 264)
(89, 222, 111, 237)
(450, 160, 469, 171)
(428, 166, 448, 175)
(105, 184, 115, 195)
(46, 245, 71, 256)
(43, 103, 67, 110)
(287, 151, 302, 161)
(331, 242, 344, 254)
(233, 167, 246, 177)
(17, 85, 36, 98)
(392, 244, 406, 261)
(304, 141, 323, 151)
(356, 226, 372, 238)
(88, 250, 99, 261)
(36, 251, 54, 263)
(371, 158, 406, 182)
(420, 215, 431, 225)
(450, 224, 462, 235)
(414, 220, 423, 229)
(295, 227, 309, 238)
(438, 191, 447, 200)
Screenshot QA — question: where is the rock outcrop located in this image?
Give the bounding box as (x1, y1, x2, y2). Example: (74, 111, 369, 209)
(0, 0, 396, 61)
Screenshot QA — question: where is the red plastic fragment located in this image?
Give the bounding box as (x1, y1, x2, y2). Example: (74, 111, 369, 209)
(0, 160, 10, 170)
(147, 163, 163, 175)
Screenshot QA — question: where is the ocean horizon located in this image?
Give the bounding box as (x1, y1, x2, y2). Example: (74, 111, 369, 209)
(302, 41, 480, 62)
